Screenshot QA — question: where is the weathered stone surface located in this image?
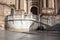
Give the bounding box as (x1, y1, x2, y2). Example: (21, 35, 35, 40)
(5, 14, 38, 32)
(6, 27, 30, 32)
(6, 22, 38, 32)
(0, 4, 11, 30)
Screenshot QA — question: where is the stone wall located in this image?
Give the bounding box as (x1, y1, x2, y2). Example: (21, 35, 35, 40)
(0, 4, 11, 30)
(0, 0, 15, 30)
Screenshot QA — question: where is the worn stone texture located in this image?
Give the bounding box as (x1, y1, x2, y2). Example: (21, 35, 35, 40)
(0, 4, 11, 30)
(0, 0, 60, 31)
(0, 30, 59, 40)
(6, 22, 38, 32)
(6, 27, 30, 32)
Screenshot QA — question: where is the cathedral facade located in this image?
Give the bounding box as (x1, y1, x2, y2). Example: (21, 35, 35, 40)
(15, 0, 57, 15)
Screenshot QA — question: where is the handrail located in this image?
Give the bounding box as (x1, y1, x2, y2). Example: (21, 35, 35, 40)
(6, 18, 40, 23)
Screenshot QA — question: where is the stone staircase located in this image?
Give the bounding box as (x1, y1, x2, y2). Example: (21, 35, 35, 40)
(40, 15, 60, 31)
(5, 13, 39, 32)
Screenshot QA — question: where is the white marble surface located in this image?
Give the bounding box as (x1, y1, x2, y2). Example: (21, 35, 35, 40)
(7, 14, 37, 29)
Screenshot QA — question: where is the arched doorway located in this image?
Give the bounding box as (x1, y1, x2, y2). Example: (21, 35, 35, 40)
(31, 7, 38, 15)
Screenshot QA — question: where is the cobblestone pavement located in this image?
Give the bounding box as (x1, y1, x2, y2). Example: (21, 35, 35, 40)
(0, 30, 60, 40)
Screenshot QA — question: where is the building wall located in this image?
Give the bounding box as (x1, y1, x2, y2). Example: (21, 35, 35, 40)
(15, 0, 40, 14)
(0, 0, 12, 30)
(0, 5, 11, 30)
(15, 0, 27, 14)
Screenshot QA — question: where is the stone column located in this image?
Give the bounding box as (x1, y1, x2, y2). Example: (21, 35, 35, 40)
(52, 0, 54, 8)
(15, 0, 20, 10)
(20, 0, 24, 10)
(48, 0, 55, 8)
(43, 0, 46, 8)
(24, 0, 27, 12)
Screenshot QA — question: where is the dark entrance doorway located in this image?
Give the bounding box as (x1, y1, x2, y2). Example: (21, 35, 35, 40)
(31, 7, 38, 15)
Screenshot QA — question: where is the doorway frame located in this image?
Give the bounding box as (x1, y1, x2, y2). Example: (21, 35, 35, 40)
(30, 5, 39, 15)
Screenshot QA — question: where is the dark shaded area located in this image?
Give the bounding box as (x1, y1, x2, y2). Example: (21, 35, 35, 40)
(51, 23, 60, 31)
(5, 8, 14, 30)
(5, 16, 8, 30)
(36, 26, 44, 31)
(36, 22, 60, 31)
(31, 7, 38, 15)
(57, 9, 60, 15)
